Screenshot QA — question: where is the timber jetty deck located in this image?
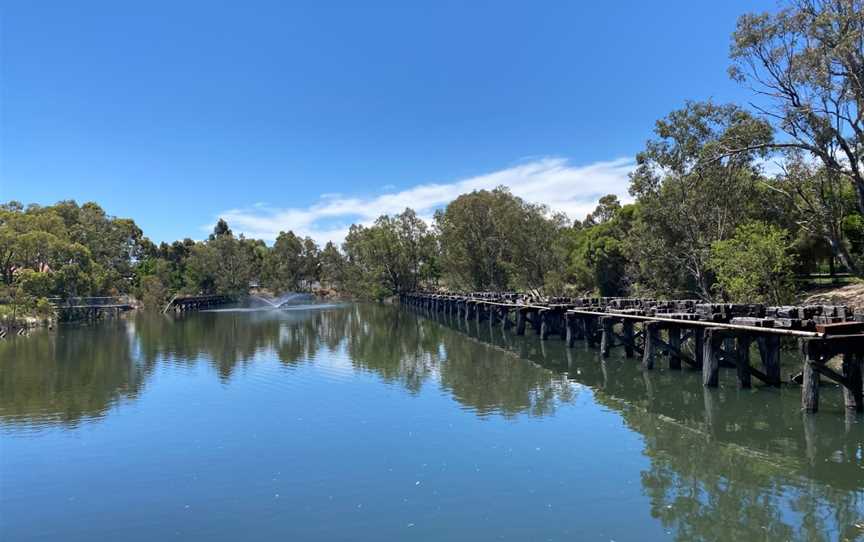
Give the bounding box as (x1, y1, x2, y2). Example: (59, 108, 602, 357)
(50, 297, 134, 321)
(162, 294, 232, 314)
(401, 292, 864, 414)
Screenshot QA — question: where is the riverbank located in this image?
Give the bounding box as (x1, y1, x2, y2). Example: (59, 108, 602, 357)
(0, 315, 54, 337)
(803, 282, 864, 311)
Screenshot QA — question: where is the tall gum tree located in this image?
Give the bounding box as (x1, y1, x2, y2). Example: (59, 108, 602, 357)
(730, 1, 864, 236)
(629, 102, 774, 299)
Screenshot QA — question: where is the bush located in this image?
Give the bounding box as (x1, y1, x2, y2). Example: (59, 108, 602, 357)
(708, 222, 796, 304)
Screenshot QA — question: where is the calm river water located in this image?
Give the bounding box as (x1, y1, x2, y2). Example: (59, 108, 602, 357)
(1, 302, 863, 541)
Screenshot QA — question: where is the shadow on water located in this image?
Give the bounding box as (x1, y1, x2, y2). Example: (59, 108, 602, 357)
(1, 303, 863, 540)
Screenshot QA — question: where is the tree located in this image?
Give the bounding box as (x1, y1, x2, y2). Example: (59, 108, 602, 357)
(319, 241, 346, 288)
(629, 101, 774, 298)
(768, 156, 861, 272)
(210, 218, 232, 240)
(564, 200, 638, 296)
(730, 1, 864, 228)
(139, 275, 169, 309)
(434, 187, 566, 291)
(342, 208, 437, 298)
(264, 231, 305, 292)
(582, 194, 622, 227)
(708, 222, 797, 304)
(299, 237, 321, 289)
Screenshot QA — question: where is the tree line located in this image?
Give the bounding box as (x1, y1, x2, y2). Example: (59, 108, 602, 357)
(3, 0, 864, 318)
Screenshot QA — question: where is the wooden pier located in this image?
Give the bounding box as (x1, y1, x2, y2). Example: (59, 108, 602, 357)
(162, 294, 232, 314)
(50, 297, 134, 322)
(400, 292, 864, 414)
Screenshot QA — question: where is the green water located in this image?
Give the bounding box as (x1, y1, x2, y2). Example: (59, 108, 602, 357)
(1, 302, 863, 541)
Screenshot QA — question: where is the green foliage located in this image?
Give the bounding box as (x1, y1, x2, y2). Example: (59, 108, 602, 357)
(434, 187, 566, 291)
(138, 276, 169, 309)
(708, 222, 796, 305)
(262, 231, 321, 293)
(342, 208, 438, 299)
(731, 0, 864, 219)
(628, 101, 774, 298)
(564, 199, 636, 296)
(319, 241, 346, 288)
(842, 214, 864, 266)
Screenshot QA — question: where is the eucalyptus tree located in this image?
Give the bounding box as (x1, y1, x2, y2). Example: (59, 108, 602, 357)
(319, 241, 346, 288)
(263, 231, 304, 292)
(628, 101, 774, 299)
(768, 155, 861, 272)
(342, 208, 437, 298)
(434, 187, 566, 291)
(730, 1, 864, 225)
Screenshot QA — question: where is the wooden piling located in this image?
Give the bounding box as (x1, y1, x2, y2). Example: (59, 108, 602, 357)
(539, 310, 551, 341)
(642, 322, 659, 370)
(842, 352, 863, 412)
(668, 327, 682, 370)
(515, 309, 526, 336)
(565, 315, 577, 347)
(623, 320, 634, 358)
(736, 334, 752, 389)
(757, 335, 781, 386)
(802, 360, 820, 413)
(600, 317, 613, 358)
(702, 328, 721, 387)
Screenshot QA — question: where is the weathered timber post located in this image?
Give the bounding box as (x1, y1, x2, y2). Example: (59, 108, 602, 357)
(702, 388, 719, 437)
(526, 310, 537, 332)
(622, 320, 634, 358)
(668, 326, 682, 370)
(515, 309, 526, 336)
(642, 322, 660, 370)
(723, 337, 735, 356)
(566, 315, 578, 347)
(464, 301, 474, 322)
(757, 335, 781, 386)
(842, 352, 863, 412)
(600, 317, 613, 358)
(693, 328, 704, 368)
(702, 328, 722, 387)
(501, 307, 512, 330)
(488, 306, 498, 326)
(539, 310, 551, 340)
(802, 413, 818, 464)
(585, 317, 598, 347)
(801, 339, 820, 413)
(736, 334, 752, 389)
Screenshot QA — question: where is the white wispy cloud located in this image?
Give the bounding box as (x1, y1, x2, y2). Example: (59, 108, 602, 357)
(211, 156, 635, 245)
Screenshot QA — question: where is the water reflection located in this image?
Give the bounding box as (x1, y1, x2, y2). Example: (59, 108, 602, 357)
(0, 320, 147, 428)
(2, 303, 863, 540)
(0, 304, 574, 428)
(423, 309, 864, 541)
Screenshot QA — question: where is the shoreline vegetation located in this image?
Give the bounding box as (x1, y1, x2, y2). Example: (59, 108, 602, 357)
(4, 1, 864, 331)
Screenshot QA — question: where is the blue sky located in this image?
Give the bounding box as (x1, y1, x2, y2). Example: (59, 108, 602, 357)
(1, 0, 775, 244)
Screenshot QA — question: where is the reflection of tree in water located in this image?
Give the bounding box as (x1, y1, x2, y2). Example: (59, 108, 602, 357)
(11, 303, 863, 540)
(344, 304, 575, 417)
(133, 309, 355, 378)
(135, 311, 285, 380)
(0, 320, 147, 428)
(0, 304, 574, 428)
(632, 407, 864, 542)
(460, 316, 864, 542)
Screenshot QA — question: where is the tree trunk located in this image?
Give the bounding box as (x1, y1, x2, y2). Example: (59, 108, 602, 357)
(826, 235, 861, 276)
(855, 178, 864, 220)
